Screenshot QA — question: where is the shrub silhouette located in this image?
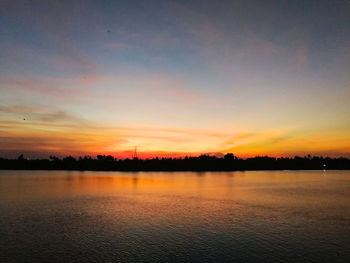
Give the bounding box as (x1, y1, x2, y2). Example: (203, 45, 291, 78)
(1, 154, 349, 171)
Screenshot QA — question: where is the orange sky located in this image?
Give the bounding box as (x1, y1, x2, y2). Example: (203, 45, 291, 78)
(1, 1, 350, 158)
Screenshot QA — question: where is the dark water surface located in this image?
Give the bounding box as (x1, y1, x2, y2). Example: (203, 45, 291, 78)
(0, 170, 349, 263)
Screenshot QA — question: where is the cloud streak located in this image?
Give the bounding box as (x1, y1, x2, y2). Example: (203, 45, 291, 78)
(1, 1, 350, 158)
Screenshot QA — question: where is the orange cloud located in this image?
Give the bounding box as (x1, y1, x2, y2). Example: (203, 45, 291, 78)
(1, 112, 350, 159)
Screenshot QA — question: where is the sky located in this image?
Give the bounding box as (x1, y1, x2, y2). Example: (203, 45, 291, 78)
(0, 0, 350, 159)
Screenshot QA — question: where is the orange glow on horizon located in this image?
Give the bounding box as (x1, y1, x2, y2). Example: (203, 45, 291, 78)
(1, 116, 350, 159)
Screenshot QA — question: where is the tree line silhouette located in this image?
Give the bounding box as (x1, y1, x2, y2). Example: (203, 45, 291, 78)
(1, 154, 350, 171)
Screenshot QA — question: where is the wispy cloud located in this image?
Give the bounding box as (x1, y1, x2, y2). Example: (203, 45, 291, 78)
(0, 77, 76, 98)
(37, 110, 84, 123)
(0, 75, 104, 99)
(1, 117, 350, 158)
(0, 106, 41, 113)
(0, 0, 97, 75)
(0, 104, 85, 125)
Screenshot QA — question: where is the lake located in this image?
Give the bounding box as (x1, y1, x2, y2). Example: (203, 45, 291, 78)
(0, 170, 349, 262)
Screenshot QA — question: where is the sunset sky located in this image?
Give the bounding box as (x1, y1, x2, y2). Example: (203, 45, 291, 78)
(1, 0, 350, 158)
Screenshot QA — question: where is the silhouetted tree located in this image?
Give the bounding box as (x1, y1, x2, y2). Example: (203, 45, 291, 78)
(1, 154, 350, 171)
(224, 153, 234, 160)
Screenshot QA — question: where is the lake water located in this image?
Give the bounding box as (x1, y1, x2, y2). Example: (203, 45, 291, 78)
(0, 170, 349, 262)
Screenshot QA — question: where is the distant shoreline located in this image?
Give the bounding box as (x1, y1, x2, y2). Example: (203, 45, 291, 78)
(1, 154, 350, 171)
(1, 169, 350, 172)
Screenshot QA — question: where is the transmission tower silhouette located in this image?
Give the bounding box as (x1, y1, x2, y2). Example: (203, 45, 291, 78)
(132, 146, 138, 159)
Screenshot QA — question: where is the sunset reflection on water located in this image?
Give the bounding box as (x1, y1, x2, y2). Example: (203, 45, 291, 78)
(0, 170, 349, 262)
